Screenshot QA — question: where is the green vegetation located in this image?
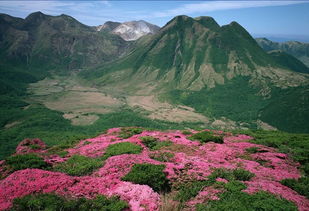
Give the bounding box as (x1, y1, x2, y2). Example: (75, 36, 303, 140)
(149, 152, 174, 162)
(281, 177, 309, 199)
(196, 185, 297, 211)
(164, 77, 268, 126)
(122, 163, 170, 192)
(12, 193, 128, 211)
(236, 130, 309, 175)
(6, 153, 49, 171)
(182, 130, 193, 135)
(0, 105, 201, 160)
(140, 136, 172, 150)
(103, 142, 143, 160)
(209, 168, 255, 181)
(53, 155, 102, 176)
(175, 168, 254, 203)
(188, 131, 223, 144)
(118, 127, 143, 139)
(176, 180, 213, 203)
(245, 147, 260, 154)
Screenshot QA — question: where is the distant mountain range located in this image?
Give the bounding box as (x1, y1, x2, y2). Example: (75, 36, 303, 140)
(256, 38, 309, 68)
(0, 12, 309, 137)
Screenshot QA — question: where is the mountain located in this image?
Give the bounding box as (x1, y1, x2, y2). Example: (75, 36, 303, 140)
(256, 38, 309, 68)
(82, 15, 309, 133)
(96, 21, 121, 32)
(268, 50, 309, 74)
(109, 20, 160, 41)
(0, 12, 131, 75)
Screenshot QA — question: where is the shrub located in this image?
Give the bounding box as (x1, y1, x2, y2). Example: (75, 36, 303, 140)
(232, 168, 255, 181)
(196, 190, 297, 211)
(140, 136, 172, 150)
(149, 152, 174, 162)
(6, 153, 49, 171)
(122, 163, 170, 192)
(188, 131, 223, 144)
(182, 130, 193, 135)
(245, 147, 259, 154)
(175, 180, 212, 202)
(209, 168, 254, 182)
(103, 142, 142, 160)
(118, 127, 143, 139)
(12, 193, 128, 211)
(281, 177, 309, 198)
(53, 155, 102, 176)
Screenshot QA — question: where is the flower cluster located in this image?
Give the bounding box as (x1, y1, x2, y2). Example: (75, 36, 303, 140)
(15, 138, 46, 154)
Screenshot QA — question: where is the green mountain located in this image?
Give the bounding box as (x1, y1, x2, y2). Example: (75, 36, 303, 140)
(256, 38, 309, 68)
(268, 50, 309, 74)
(0, 12, 130, 74)
(82, 15, 309, 133)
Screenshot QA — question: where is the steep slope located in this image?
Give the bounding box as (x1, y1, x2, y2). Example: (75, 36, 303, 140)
(256, 38, 309, 68)
(268, 50, 309, 74)
(81, 15, 309, 132)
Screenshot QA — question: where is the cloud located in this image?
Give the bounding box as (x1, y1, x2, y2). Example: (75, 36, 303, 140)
(152, 1, 306, 18)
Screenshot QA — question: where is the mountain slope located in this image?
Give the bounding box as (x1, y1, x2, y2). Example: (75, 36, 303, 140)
(268, 50, 309, 74)
(0, 12, 131, 75)
(81, 15, 309, 132)
(256, 38, 309, 68)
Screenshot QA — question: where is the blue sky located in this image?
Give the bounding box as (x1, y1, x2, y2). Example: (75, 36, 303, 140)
(1, 1, 309, 41)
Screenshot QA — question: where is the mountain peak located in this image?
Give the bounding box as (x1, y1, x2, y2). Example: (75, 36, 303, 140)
(112, 20, 160, 41)
(195, 16, 220, 30)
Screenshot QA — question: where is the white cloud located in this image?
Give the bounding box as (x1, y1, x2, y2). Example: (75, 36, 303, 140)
(152, 1, 306, 18)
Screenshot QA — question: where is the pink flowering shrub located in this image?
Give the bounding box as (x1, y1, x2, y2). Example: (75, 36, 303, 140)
(15, 138, 46, 154)
(0, 128, 308, 211)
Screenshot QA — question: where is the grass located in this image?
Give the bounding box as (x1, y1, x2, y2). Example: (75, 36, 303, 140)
(122, 163, 170, 192)
(281, 177, 309, 199)
(188, 131, 223, 144)
(149, 152, 174, 162)
(12, 193, 128, 211)
(5, 153, 49, 171)
(53, 155, 103, 176)
(102, 142, 143, 160)
(118, 127, 143, 139)
(175, 168, 254, 203)
(196, 184, 297, 211)
(140, 136, 173, 150)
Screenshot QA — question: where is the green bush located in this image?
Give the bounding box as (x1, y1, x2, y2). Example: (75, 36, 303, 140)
(188, 131, 223, 144)
(6, 153, 49, 171)
(103, 142, 142, 160)
(122, 163, 170, 192)
(245, 147, 259, 154)
(175, 168, 254, 203)
(209, 168, 254, 182)
(281, 177, 309, 198)
(182, 130, 193, 135)
(196, 190, 297, 211)
(12, 193, 128, 211)
(149, 152, 174, 162)
(176, 180, 212, 202)
(118, 127, 143, 139)
(232, 168, 255, 181)
(53, 155, 102, 176)
(140, 136, 172, 150)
